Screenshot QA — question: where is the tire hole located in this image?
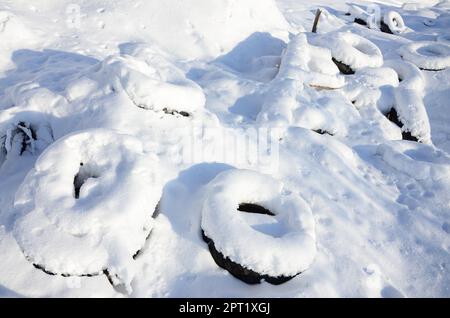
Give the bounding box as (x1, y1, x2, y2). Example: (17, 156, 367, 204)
(354, 18, 367, 26)
(313, 129, 334, 136)
(73, 163, 100, 199)
(332, 58, 355, 75)
(380, 21, 393, 34)
(163, 108, 190, 117)
(238, 203, 275, 216)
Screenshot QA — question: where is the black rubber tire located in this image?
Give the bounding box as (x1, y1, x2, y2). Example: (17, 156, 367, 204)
(385, 108, 419, 142)
(332, 58, 355, 75)
(380, 21, 393, 34)
(202, 230, 299, 285)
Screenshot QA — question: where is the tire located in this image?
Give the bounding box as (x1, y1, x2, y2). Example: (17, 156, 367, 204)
(13, 129, 162, 284)
(201, 169, 316, 285)
(398, 41, 450, 71)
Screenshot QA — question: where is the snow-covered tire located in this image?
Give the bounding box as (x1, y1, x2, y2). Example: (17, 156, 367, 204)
(201, 169, 316, 285)
(314, 32, 383, 74)
(382, 59, 431, 144)
(398, 41, 450, 71)
(90, 43, 206, 116)
(277, 33, 345, 89)
(381, 11, 407, 34)
(13, 129, 162, 284)
(384, 59, 424, 91)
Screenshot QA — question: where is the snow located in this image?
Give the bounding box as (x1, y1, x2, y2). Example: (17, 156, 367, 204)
(201, 169, 316, 277)
(0, 0, 449, 298)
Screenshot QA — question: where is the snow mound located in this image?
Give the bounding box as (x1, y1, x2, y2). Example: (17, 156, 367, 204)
(13, 129, 162, 292)
(201, 169, 316, 277)
(377, 142, 450, 181)
(256, 79, 349, 135)
(278, 33, 345, 89)
(87, 43, 206, 114)
(313, 32, 384, 72)
(398, 41, 450, 71)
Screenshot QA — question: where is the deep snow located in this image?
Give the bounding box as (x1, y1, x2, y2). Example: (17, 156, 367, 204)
(0, 0, 450, 298)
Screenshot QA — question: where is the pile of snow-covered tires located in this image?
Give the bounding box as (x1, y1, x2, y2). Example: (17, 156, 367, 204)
(257, 25, 434, 143)
(12, 130, 318, 287)
(5, 2, 450, 292)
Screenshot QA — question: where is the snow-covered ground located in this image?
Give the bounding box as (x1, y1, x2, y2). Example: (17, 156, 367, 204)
(0, 0, 449, 298)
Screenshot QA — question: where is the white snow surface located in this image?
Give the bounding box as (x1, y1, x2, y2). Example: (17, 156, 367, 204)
(0, 0, 450, 298)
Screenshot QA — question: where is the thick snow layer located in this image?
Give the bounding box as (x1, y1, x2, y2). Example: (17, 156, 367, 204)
(313, 32, 384, 70)
(13, 129, 162, 292)
(278, 33, 345, 89)
(201, 169, 316, 277)
(398, 41, 450, 70)
(0, 0, 450, 298)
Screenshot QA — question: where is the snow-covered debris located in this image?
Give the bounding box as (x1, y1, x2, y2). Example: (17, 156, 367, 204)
(278, 33, 345, 89)
(384, 59, 425, 92)
(347, 4, 381, 30)
(86, 43, 206, 115)
(398, 41, 450, 71)
(383, 59, 431, 144)
(382, 11, 408, 34)
(201, 169, 316, 281)
(312, 32, 383, 74)
(342, 66, 399, 109)
(13, 129, 162, 293)
(0, 106, 54, 167)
